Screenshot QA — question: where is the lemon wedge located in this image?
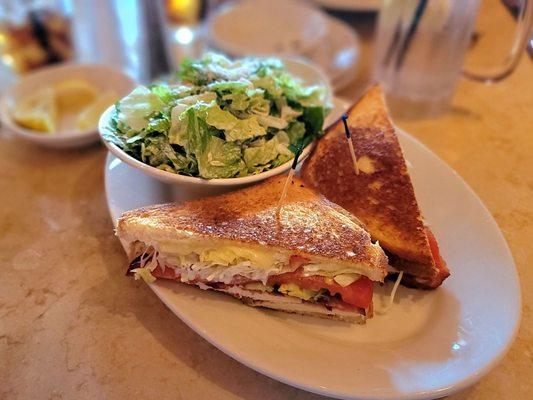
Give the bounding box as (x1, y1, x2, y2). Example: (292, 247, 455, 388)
(55, 79, 97, 111)
(11, 87, 57, 133)
(75, 90, 118, 131)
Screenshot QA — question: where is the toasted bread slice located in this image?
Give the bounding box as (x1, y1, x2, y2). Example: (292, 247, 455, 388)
(301, 85, 449, 288)
(117, 175, 388, 282)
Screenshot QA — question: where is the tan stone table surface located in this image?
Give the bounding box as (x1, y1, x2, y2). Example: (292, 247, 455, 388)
(2, 23, 533, 400)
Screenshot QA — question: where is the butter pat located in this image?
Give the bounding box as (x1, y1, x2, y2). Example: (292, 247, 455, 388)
(357, 156, 376, 174)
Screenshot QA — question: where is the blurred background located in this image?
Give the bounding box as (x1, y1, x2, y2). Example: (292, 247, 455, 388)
(0, 0, 531, 117)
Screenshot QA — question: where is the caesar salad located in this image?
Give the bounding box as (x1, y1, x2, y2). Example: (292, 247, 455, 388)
(103, 53, 331, 179)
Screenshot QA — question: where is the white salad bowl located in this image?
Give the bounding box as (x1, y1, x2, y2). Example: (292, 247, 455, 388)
(0, 63, 136, 149)
(99, 58, 335, 198)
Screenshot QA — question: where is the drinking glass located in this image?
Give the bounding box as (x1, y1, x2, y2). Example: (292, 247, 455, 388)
(373, 0, 533, 118)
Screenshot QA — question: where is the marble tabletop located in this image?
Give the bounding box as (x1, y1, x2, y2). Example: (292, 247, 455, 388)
(1, 11, 532, 400)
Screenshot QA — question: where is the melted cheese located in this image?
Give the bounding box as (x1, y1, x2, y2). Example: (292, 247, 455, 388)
(157, 239, 286, 270)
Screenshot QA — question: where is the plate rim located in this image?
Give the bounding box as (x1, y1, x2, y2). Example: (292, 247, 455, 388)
(104, 123, 521, 400)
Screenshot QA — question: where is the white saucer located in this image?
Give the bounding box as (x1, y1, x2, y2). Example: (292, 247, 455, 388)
(305, 15, 361, 92)
(207, 0, 328, 58)
(104, 99, 520, 399)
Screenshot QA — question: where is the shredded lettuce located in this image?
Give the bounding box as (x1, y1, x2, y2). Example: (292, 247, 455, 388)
(117, 86, 164, 132)
(105, 53, 330, 179)
(131, 246, 367, 298)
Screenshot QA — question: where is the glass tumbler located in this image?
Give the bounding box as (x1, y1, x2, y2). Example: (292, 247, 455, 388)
(373, 0, 533, 118)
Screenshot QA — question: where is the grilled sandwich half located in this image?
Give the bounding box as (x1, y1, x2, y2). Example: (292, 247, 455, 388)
(301, 85, 450, 289)
(117, 175, 388, 323)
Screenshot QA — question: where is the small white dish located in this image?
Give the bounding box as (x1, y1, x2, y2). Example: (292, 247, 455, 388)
(99, 58, 335, 198)
(0, 63, 136, 149)
(104, 106, 520, 398)
(207, 0, 328, 57)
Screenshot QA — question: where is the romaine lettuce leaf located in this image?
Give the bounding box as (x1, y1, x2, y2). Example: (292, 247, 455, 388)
(271, 153, 291, 168)
(281, 105, 302, 121)
(197, 136, 246, 178)
(275, 72, 327, 107)
(243, 132, 291, 170)
(205, 103, 239, 130)
(256, 114, 287, 130)
(226, 118, 265, 141)
(118, 86, 164, 132)
(222, 92, 250, 111)
(146, 113, 170, 134)
(171, 92, 217, 120)
(179, 53, 258, 84)
(286, 121, 306, 143)
(136, 133, 197, 175)
(184, 104, 211, 156)
(205, 103, 266, 141)
(169, 99, 214, 149)
(251, 76, 282, 97)
(150, 85, 174, 103)
(243, 138, 278, 169)
(301, 106, 326, 136)
(248, 93, 270, 115)
(207, 80, 251, 92)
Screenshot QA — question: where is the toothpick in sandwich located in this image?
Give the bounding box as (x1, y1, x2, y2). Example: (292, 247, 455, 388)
(341, 114, 359, 175)
(276, 143, 304, 216)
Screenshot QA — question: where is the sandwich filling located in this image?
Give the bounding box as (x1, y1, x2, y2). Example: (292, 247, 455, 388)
(128, 240, 375, 314)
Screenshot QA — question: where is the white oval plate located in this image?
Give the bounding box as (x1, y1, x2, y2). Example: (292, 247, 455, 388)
(104, 102, 520, 399)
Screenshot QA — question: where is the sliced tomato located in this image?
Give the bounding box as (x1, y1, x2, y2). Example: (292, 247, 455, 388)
(267, 268, 373, 309)
(425, 227, 451, 284)
(425, 228, 449, 272)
